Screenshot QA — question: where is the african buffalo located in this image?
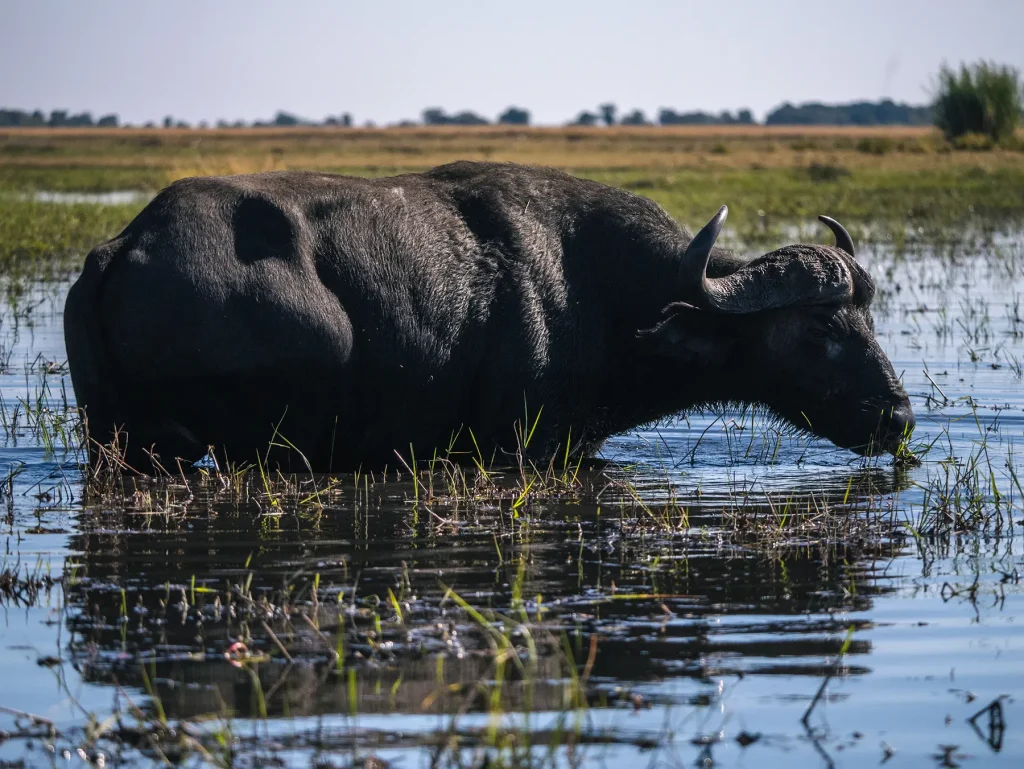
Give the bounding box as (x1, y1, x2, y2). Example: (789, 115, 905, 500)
(63, 161, 913, 471)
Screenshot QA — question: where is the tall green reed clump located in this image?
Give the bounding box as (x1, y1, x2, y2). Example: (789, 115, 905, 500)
(933, 61, 1023, 145)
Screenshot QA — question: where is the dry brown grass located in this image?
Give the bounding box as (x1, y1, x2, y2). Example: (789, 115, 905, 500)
(4, 125, 1024, 247)
(4, 125, 1023, 190)
(0, 124, 944, 140)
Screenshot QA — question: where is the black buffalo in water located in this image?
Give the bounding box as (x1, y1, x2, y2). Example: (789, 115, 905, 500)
(64, 161, 913, 471)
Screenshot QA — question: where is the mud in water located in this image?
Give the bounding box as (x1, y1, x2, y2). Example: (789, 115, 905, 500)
(1, 231, 1023, 767)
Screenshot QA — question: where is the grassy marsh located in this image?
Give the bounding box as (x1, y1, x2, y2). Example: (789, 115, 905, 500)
(0, 128, 1023, 767)
(3, 126, 1024, 272)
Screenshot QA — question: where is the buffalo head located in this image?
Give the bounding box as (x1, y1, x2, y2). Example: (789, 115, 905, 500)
(644, 207, 914, 456)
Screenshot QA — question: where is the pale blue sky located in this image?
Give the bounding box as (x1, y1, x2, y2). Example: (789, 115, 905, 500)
(2, 0, 1023, 126)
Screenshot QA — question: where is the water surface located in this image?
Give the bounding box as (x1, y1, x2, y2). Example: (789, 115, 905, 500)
(0, 233, 1022, 767)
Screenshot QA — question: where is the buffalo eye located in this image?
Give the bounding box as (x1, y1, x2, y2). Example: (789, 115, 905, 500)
(808, 324, 829, 342)
(806, 316, 844, 346)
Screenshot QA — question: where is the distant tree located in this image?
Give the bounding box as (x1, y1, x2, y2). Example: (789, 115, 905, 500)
(619, 109, 650, 126)
(765, 102, 805, 125)
(570, 111, 598, 126)
(273, 111, 300, 126)
(656, 108, 757, 126)
(163, 116, 173, 129)
(498, 106, 530, 125)
(175, 120, 191, 129)
(422, 108, 448, 125)
(97, 114, 119, 128)
(422, 108, 488, 126)
(598, 103, 617, 126)
(0, 109, 44, 126)
(450, 110, 488, 125)
(933, 61, 1022, 142)
(658, 108, 716, 125)
(47, 111, 94, 127)
(765, 99, 931, 126)
(325, 113, 353, 127)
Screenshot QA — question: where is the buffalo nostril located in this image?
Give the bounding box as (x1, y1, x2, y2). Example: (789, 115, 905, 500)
(882, 404, 915, 447)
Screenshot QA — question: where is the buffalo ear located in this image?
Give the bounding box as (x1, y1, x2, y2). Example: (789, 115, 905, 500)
(636, 303, 732, 362)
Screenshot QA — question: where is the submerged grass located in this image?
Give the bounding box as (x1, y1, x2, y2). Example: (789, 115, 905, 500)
(2, 408, 1019, 767)
(66, 412, 1019, 557)
(1, 463, 912, 767)
(4, 344, 1015, 554)
(5, 431, 1003, 767)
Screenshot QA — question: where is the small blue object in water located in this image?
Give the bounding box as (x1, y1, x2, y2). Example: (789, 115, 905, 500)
(192, 450, 219, 472)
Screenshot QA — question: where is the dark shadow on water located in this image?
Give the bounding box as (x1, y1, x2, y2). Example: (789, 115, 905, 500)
(62, 463, 911, 721)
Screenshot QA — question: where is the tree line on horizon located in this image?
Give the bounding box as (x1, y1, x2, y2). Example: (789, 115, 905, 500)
(0, 98, 934, 130)
(3, 59, 1020, 144)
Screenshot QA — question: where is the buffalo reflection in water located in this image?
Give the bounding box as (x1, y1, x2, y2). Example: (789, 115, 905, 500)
(63, 465, 909, 719)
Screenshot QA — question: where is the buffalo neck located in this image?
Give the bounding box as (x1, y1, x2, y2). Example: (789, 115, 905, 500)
(569, 218, 752, 437)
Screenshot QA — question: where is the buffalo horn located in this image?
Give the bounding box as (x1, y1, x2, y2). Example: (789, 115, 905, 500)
(677, 205, 728, 301)
(679, 207, 856, 314)
(818, 215, 856, 258)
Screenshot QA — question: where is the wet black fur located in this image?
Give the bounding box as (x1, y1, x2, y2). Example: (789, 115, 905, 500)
(64, 161, 913, 471)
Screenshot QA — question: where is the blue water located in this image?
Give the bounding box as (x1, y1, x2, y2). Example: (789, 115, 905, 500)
(0, 236, 1022, 767)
